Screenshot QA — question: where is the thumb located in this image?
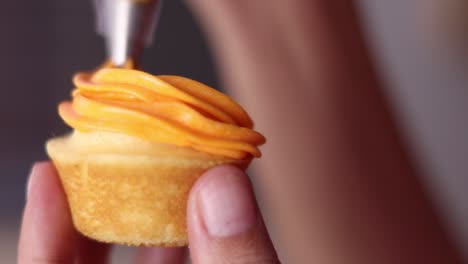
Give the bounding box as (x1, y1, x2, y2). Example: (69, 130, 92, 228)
(187, 165, 280, 264)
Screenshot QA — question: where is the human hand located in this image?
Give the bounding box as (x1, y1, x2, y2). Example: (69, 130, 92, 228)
(18, 162, 279, 263)
(186, 1, 462, 263)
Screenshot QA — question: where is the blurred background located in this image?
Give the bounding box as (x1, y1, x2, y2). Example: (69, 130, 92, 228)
(1, 0, 467, 263)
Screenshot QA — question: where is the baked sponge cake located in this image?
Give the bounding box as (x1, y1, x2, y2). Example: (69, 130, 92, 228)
(46, 67, 265, 246)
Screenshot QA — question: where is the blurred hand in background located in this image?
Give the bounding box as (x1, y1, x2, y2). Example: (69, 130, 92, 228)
(188, 1, 464, 263)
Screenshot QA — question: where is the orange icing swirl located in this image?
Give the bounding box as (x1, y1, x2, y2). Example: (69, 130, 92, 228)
(58, 67, 265, 159)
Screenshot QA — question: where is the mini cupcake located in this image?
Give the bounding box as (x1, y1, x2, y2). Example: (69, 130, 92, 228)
(46, 67, 265, 246)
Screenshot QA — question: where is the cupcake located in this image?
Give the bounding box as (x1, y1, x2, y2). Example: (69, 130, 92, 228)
(46, 66, 265, 246)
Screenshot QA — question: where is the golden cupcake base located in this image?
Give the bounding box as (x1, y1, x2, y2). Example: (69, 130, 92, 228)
(46, 131, 249, 246)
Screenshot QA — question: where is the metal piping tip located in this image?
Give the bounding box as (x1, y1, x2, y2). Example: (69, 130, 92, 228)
(94, 0, 162, 67)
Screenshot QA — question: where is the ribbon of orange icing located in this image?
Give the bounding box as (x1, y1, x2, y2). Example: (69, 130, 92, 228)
(58, 67, 265, 159)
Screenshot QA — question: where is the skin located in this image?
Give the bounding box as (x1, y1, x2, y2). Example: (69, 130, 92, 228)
(18, 1, 462, 263)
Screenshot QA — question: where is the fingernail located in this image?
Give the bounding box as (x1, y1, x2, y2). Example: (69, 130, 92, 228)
(198, 166, 257, 237)
(26, 161, 49, 200)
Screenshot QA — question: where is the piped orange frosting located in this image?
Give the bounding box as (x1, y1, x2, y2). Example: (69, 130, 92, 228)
(58, 65, 265, 159)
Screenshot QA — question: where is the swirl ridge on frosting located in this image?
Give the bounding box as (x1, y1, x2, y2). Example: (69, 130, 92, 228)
(58, 68, 265, 159)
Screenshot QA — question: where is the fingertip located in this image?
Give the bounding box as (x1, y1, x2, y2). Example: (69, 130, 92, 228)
(26, 162, 63, 207)
(190, 164, 249, 195)
(187, 164, 252, 225)
(26, 161, 56, 200)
